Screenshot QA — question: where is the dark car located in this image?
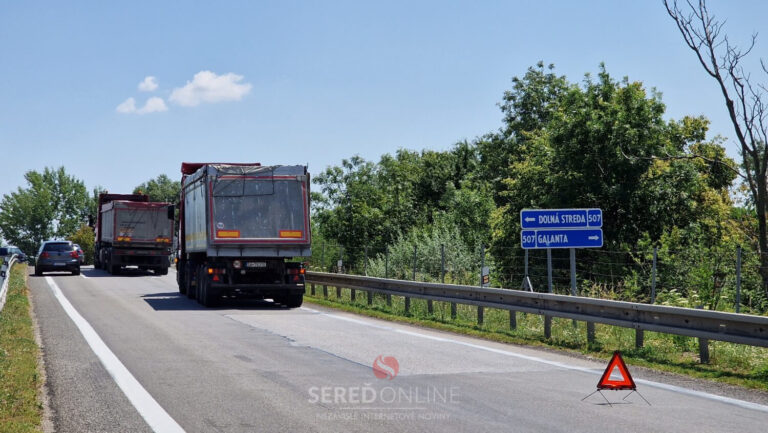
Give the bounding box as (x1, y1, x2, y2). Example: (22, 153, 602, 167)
(35, 240, 80, 276)
(7, 246, 28, 263)
(72, 243, 85, 265)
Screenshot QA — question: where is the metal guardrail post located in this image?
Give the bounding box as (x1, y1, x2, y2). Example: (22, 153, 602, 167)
(696, 305, 710, 363)
(323, 285, 328, 299)
(509, 310, 516, 330)
(311, 283, 315, 296)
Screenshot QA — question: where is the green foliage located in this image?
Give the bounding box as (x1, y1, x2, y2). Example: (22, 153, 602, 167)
(68, 225, 95, 265)
(311, 61, 761, 312)
(365, 222, 483, 285)
(133, 174, 181, 204)
(0, 167, 90, 254)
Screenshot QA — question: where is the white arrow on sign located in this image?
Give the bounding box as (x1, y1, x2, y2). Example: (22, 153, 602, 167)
(524, 217, 535, 222)
(588, 236, 599, 241)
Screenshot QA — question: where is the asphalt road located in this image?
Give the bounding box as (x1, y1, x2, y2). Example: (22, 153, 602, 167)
(29, 266, 768, 433)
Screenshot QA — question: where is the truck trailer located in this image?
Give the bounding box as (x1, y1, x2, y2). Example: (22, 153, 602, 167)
(93, 193, 174, 275)
(176, 163, 311, 307)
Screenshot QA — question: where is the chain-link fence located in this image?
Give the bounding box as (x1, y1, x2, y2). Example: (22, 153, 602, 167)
(307, 242, 768, 314)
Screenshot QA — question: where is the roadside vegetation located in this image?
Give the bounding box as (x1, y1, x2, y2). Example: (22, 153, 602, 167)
(0, 264, 42, 432)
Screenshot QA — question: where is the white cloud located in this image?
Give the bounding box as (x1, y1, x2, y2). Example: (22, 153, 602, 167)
(116, 96, 167, 115)
(137, 97, 168, 114)
(169, 71, 252, 107)
(138, 76, 159, 92)
(116, 97, 137, 113)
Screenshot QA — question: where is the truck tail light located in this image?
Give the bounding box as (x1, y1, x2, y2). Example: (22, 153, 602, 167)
(117, 236, 132, 242)
(70, 251, 79, 258)
(207, 267, 226, 275)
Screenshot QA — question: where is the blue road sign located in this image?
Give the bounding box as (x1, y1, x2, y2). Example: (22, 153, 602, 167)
(521, 208, 602, 229)
(521, 228, 603, 249)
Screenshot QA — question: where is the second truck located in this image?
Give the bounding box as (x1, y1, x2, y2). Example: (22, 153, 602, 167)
(176, 163, 311, 307)
(93, 193, 175, 275)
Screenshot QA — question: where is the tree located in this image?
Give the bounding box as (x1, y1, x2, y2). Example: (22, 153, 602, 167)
(485, 63, 735, 285)
(0, 167, 90, 254)
(133, 174, 181, 203)
(664, 0, 768, 292)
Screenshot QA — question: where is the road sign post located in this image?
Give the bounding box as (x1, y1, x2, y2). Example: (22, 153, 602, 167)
(521, 208, 604, 341)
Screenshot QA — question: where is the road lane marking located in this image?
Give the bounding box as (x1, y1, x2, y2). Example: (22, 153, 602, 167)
(45, 277, 186, 433)
(301, 306, 768, 414)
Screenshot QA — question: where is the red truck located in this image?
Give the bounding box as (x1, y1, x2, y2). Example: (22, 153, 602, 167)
(176, 163, 311, 307)
(93, 193, 174, 275)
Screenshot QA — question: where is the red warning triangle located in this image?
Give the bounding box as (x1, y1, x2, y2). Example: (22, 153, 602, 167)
(596, 351, 635, 390)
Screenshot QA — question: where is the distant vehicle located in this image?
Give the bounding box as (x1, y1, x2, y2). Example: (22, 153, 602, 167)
(72, 244, 85, 264)
(176, 163, 310, 307)
(8, 246, 28, 263)
(93, 193, 174, 275)
(35, 240, 80, 276)
(0, 246, 28, 263)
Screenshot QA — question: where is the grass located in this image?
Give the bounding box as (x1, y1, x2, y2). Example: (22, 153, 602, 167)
(304, 284, 768, 392)
(0, 264, 43, 432)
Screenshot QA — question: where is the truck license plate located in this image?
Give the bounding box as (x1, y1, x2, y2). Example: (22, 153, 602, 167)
(54, 262, 65, 266)
(246, 261, 267, 268)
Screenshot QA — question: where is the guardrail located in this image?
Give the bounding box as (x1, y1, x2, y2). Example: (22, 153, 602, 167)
(0, 254, 19, 313)
(305, 272, 768, 355)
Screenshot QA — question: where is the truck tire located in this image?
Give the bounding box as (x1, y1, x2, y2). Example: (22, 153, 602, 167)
(177, 268, 187, 295)
(198, 273, 218, 308)
(186, 267, 196, 299)
(280, 293, 303, 308)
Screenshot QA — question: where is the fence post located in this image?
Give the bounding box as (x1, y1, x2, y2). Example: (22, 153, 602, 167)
(404, 245, 415, 314)
(736, 245, 742, 313)
(443, 244, 455, 319)
(478, 244, 485, 326)
(650, 247, 658, 304)
(321, 242, 325, 272)
(386, 248, 391, 307)
(544, 248, 552, 339)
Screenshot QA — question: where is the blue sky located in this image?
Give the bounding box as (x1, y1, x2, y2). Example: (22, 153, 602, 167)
(1, 1, 766, 199)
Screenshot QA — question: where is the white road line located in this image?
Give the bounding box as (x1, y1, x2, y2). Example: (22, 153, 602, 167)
(45, 277, 186, 433)
(301, 306, 768, 414)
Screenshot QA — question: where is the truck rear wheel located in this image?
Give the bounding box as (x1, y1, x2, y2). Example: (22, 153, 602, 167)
(177, 268, 187, 295)
(198, 274, 218, 308)
(280, 293, 303, 308)
(186, 266, 196, 299)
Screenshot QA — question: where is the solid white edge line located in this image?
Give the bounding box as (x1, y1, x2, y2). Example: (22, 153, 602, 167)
(45, 276, 186, 433)
(300, 306, 768, 414)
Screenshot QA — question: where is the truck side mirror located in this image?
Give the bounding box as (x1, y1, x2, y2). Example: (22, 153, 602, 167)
(167, 205, 176, 220)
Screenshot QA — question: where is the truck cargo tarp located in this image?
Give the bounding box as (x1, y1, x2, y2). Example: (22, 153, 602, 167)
(209, 165, 307, 241)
